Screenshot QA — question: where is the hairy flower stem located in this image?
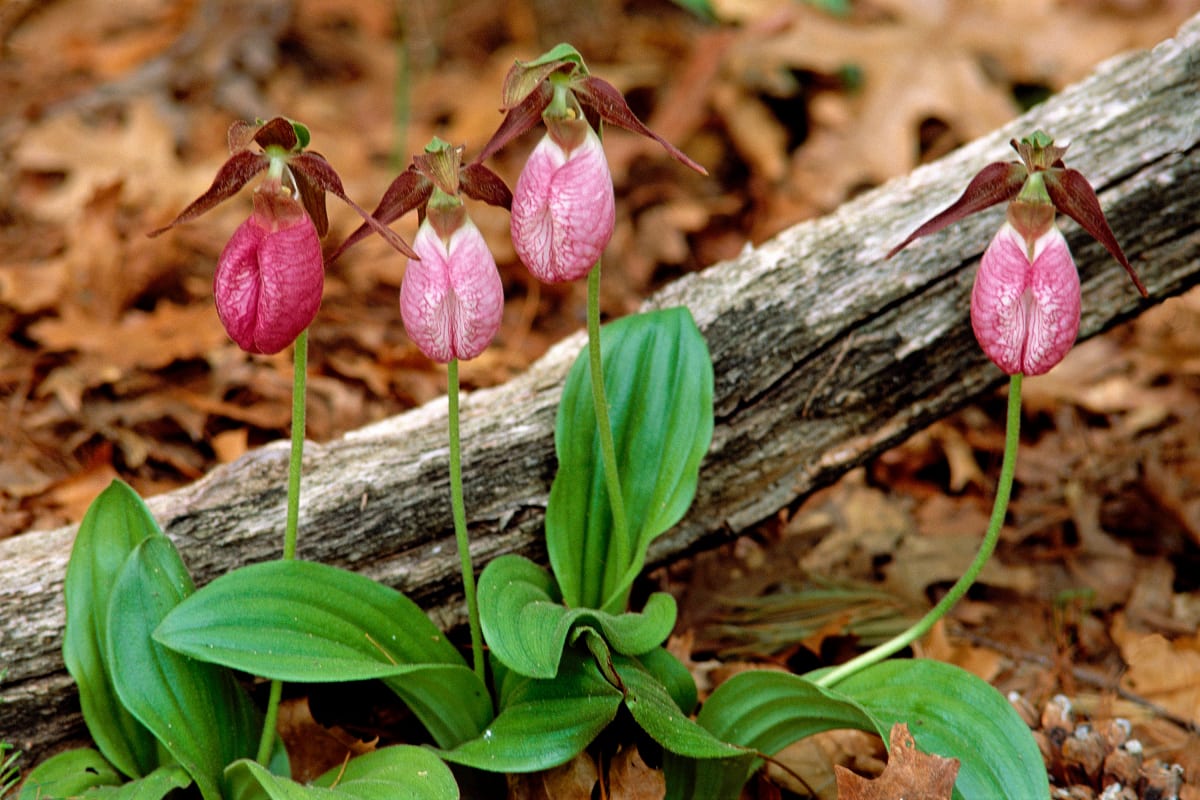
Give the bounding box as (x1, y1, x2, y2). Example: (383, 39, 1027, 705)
(448, 358, 486, 681)
(815, 373, 1023, 688)
(256, 328, 309, 764)
(587, 263, 630, 605)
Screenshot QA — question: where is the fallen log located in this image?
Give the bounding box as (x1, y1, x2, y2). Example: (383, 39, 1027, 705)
(3, 12, 1198, 768)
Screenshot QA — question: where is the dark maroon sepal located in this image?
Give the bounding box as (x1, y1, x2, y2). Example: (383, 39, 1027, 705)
(291, 165, 329, 237)
(886, 162, 1027, 259)
(573, 75, 707, 175)
(148, 149, 268, 237)
(475, 82, 554, 165)
(326, 168, 433, 264)
(1043, 168, 1147, 297)
(252, 117, 300, 151)
(292, 152, 419, 260)
(460, 163, 513, 210)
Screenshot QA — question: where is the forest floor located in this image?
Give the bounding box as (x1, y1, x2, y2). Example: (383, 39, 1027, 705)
(2, 1, 1199, 797)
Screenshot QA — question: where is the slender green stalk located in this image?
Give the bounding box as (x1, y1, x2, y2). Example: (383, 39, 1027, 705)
(283, 329, 308, 561)
(587, 264, 630, 601)
(256, 328, 309, 764)
(448, 359, 485, 680)
(255, 680, 283, 765)
(815, 373, 1023, 688)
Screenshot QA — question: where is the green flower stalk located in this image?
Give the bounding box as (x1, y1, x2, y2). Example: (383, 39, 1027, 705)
(819, 132, 1149, 688)
(477, 43, 707, 610)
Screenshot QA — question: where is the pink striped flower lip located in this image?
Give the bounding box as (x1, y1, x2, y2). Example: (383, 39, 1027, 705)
(215, 187, 323, 355)
(510, 124, 615, 284)
(970, 222, 1080, 376)
(400, 216, 504, 363)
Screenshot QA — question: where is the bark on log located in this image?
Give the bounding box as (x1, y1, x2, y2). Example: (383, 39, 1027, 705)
(4, 13, 1199, 767)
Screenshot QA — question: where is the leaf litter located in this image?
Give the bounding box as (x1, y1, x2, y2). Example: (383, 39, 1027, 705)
(2, 0, 1199, 795)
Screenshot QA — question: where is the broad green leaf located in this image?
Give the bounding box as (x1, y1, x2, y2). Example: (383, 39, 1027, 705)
(439, 650, 622, 773)
(616, 655, 749, 761)
(380, 667, 493, 748)
(154, 560, 492, 747)
(18, 748, 122, 799)
(663, 669, 878, 800)
(108, 537, 262, 800)
(84, 766, 193, 800)
(666, 661, 1050, 800)
(547, 307, 714, 612)
(227, 746, 458, 800)
(478, 554, 677, 678)
(696, 670, 877, 753)
(63, 480, 166, 778)
(828, 660, 1050, 800)
(636, 647, 698, 715)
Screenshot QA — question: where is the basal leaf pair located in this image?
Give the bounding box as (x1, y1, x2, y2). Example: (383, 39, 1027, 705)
(32, 481, 277, 800)
(460, 307, 714, 770)
(476, 309, 712, 664)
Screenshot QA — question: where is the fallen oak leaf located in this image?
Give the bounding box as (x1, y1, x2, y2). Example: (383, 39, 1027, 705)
(606, 744, 665, 800)
(835, 722, 959, 800)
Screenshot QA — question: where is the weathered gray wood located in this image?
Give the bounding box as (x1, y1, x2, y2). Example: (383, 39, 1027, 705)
(3, 12, 1198, 767)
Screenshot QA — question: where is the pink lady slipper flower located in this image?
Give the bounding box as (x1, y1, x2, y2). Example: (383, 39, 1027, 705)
(474, 43, 707, 284)
(971, 208, 1079, 376)
(511, 118, 615, 283)
(400, 206, 504, 363)
(215, 182, 322, 354)
(150, 117, 416, 354)
(330, 138, 513, 363)
(888, 131, 1147, 376)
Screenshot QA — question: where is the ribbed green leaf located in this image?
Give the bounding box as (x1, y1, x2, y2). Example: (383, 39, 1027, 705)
(154, 560, 492, 747)
(439, 650, 622, 773)
(547, 307, 714, 612)
(227, 746, 458, 800)
(663, 669, 878, 800)
(616, 655, 748, 761)
(87, 766, 193, 800)
(636, 647, 698, 716)
(17, 751, 190, 800)
(829, 660, 1050, 800)
(478, 554, 676, 678)
(18, 748, 123, 799)
(107, 537, 262, 800)
(63, 480, 167, 778)
(665, 661, 1050, 800)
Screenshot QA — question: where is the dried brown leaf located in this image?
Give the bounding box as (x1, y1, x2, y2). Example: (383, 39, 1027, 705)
(835, 723, 959, 800)
(1112, 613, 1200, 727)
(607, 745, 665, 800)
(507, 753, 598, 800)
(29, 303, 227, 379)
